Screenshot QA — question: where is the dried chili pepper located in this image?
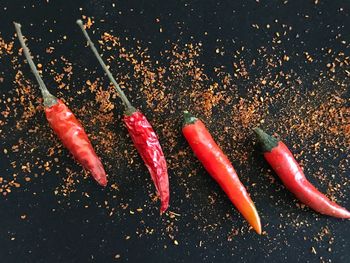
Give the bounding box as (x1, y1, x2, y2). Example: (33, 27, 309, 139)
(77, 20, 169, 213)
(14, 22, 107, 186)
(182, 111, 262, 234)
(254, 128, 350, 219)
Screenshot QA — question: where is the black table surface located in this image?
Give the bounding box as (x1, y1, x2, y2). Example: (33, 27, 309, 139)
(0, 0, 349, 262)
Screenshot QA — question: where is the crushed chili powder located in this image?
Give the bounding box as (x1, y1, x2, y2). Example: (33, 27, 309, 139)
(0, 15, 349, 256)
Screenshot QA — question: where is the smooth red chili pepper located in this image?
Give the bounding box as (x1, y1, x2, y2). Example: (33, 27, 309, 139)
(182, 111, 262, 234)
(254, 128, 350, 219)
(14, 22, 107, 186)
(77, 20, 169, 213)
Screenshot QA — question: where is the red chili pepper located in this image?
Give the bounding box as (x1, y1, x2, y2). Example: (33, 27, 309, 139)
(124, 112, 169, 213)
(77, 20, 169, 213)
(45, 100, 107, 186)
(182, 111, 262, 234)
(254, 128, 350, 219)
(14, 22, 107, 186)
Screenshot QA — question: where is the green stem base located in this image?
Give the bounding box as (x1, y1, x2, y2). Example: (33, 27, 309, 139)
(253, 127, 279, 152)
(183, 111, 197, 126)
(124, 106, 137, 116)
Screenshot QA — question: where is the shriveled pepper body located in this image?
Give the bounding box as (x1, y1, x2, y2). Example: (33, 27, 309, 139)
(254, 128, 350, 219)
(77, 20, 170, 212)
(45, 100, 107, 186)
(182, 112, 261, 234)
(123, 111, 169, 213)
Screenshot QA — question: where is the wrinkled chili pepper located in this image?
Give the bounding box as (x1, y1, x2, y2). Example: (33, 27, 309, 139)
(182, 111, 262, 234)
(254, 128, 350, 219)
(14, 22, 107, 186)
(77, 20, 169, 213)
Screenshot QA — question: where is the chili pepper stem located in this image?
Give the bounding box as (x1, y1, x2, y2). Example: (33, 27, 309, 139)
(183, 111, 198, 126)
(253, 127, 278, 152)
(13, 22, 57, 107)
(76, 19, 136, 115)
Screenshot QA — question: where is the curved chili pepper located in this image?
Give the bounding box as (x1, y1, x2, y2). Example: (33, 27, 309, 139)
(254, 128, 350, 219)
(77, 20, 169, 213)
(14, 22, 107, 186)
(124, 111, 169, 213)
(182, 111, 262, 234)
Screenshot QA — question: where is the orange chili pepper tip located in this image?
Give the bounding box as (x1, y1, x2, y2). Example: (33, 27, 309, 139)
(236, 198, 262, 234)
(183, 111, 262, 234)
(247, 208, 262, 234)
(255, 224, 262, 235)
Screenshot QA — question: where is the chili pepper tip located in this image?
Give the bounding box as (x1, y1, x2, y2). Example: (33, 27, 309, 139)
(253, 221, 262, 235)
(160, 204, 169, 214)
(98, 178, 107, 187)
(253, 127, 278, 152)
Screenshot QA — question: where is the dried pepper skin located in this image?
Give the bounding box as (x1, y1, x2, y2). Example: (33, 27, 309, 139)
(45, 100, 107, 186)
(77, 21, 170, 212)
(123, 111, 170, 213)
(182, 112, 261, 234)
(254, 128, 350, 219)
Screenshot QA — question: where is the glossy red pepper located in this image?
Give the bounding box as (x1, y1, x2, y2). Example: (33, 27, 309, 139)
(254, 128, 350, 219)
(182, 111, 262, 234)
(77, 20, 169, 213)
(14, 22, 107, 186)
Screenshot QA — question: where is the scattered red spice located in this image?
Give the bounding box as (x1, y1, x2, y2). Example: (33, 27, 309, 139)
(0, 15, 349, 258)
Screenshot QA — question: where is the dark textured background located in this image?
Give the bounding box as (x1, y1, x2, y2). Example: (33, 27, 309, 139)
(0, 0, 349, 262)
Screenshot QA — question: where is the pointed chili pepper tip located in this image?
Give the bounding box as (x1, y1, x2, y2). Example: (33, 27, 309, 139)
(246, 205, 262, 234)
(98, 178, 108, 187)
(340, 210, 350, 219)
(160, 204, 169, 215)
(253, 223, 262, 235)
(183, 111, 197, 126)
(253, 127, 279, 152)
